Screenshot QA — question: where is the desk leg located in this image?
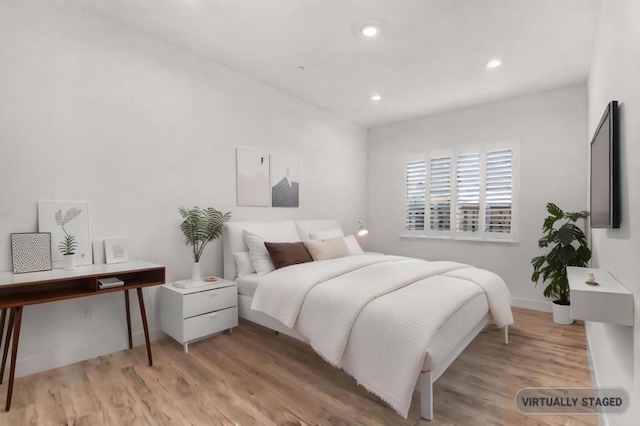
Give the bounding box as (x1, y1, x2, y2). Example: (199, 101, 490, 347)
(0, 309, 15, 385)
(5, 306, 22, 412)
(136, 288, 152, 366)
(0, 309, 7, 358)
(125, 290, 132, 350)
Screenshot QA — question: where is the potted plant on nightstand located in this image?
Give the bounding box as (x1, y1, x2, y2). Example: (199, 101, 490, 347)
(179, 206, 231, 282)
(531, 203, 591, 325)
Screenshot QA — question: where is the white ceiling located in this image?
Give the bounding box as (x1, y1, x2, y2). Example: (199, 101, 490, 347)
(70, 0, 601, 128)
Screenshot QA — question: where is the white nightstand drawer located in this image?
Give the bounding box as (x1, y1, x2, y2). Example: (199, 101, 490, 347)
(183, 285, 237, 318)
(183, 306, 238, 341)
(161, 279, 238, 353)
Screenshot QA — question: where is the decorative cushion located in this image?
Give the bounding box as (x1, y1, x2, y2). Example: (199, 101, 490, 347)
(233, 251, 256, 277)
(309, 227, 345, 240)
(295, 220, 342, 240)
(343, 235, 365, 255)
(303, 238, 351, 261)
(264, 242, 313, 269)
(243, 230, 275, 275)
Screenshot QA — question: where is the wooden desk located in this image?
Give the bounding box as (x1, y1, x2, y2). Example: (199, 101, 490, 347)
(0, 261, 165, 412)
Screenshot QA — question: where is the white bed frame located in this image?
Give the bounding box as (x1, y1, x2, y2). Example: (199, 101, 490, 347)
(223, 220, 509, 420)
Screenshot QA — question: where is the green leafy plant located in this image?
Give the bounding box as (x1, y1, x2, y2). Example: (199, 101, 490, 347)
(55, 208, 81, 255)
(58, 234, 78, 256)
(179, 206, 231, 263)
(531, 203, 591, 305)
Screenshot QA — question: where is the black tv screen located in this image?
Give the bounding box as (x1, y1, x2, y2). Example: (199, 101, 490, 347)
(590, 101, 620, 228)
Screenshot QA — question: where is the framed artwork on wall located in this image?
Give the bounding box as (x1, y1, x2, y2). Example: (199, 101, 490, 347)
(10, 232, 52, 274)
(270, 154, 299, 208)
(236, 147, 270, 206)
(37, 201, 91, 267)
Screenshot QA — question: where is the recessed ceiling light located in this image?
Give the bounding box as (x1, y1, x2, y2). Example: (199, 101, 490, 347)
(361, 25, 379, 38)
(371, 94, 382, 101)
(486, 59, 502, 69)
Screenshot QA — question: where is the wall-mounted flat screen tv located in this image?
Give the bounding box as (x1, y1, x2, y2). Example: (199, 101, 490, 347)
(590, 100, 620, 228)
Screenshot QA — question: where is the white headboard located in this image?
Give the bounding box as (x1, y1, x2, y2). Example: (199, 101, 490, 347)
(222, 219, 340, 280)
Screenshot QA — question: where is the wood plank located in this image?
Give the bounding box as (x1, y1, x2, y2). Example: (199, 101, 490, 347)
(0, 308, 596, 425)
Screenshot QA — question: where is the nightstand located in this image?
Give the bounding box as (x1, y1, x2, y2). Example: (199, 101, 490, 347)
(160, 278, 238, 353)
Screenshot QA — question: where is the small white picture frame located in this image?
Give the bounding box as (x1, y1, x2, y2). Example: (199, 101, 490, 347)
(92, 240, 106, 264)
(104, 237, 129, 264)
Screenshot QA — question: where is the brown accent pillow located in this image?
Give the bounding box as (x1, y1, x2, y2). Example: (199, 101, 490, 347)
(303, 238, 351, 261)
(264, 241, 313, 269)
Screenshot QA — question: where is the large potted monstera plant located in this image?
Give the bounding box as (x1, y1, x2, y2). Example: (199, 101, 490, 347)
(179, 206, 231, 282)
(531, 203, 591, 324)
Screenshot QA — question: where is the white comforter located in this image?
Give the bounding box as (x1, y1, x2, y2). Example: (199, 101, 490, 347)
(251, 254, 513, 417)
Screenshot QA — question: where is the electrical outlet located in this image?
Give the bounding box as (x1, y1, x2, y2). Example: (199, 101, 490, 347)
(82, 303, 92, 321)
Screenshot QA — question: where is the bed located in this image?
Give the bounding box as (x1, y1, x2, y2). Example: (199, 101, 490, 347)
(222, 220, 513, 420)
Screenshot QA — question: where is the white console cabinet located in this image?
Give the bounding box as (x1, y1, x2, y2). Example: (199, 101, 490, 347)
(567, 266, 633, 327)
(160, 278, 238, 352)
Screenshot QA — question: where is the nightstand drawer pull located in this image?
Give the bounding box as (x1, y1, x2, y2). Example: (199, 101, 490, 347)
(210, 313, 218, 319)
(210, 293, 217, 297)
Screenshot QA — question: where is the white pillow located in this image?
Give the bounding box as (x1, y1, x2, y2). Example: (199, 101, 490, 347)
(233, 251, 255, 277)
(309, 227, 344, 240)
(303, 238, 351, 261)
(343, 235, 364, 255)
(242, 230, 275, 276)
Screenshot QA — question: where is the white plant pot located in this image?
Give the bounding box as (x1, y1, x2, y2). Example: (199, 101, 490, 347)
(552, 301, 573, 325)
(63, 254, 75, 271)
(191, 262, 201, 281)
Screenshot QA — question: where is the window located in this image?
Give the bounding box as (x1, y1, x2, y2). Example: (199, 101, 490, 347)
(403, 141, 518, 241)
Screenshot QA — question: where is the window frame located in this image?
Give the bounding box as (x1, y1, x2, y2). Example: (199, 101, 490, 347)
(401, 140, 520, 243)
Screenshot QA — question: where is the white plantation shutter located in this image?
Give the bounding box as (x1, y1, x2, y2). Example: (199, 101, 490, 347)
(403, 141, 518, 241)
(485, 148, 513, 233)
(404, 156, 426, 231)
(428, 155, 452, 231)
(455, 152, 481, 233)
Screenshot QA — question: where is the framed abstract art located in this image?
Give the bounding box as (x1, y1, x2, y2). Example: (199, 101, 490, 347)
(10, 232, 52, 274)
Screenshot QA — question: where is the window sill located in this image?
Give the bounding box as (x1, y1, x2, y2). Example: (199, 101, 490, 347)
(400, 234, 519, 245)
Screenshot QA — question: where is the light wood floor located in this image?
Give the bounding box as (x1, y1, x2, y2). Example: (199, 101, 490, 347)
(0, 308, 596, 426)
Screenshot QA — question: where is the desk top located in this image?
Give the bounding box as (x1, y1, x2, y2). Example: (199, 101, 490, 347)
(0, 261, 163, 288)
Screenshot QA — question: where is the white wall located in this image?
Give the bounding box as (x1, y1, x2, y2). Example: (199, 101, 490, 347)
(587, 0, 640, 424)
(368, 85, 588, 310)
(0, 1, 367, 377)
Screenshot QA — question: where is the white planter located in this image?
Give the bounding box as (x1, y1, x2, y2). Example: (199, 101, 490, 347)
(552, 301, 573, 325)
(191, 262, 201, 281)
(62, 254, 75, 271)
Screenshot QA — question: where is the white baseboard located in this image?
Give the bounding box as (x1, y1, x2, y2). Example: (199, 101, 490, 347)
(511, 297, 552, 312)
(585, 324, 609, 426)
(13, 328, 166, 379)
